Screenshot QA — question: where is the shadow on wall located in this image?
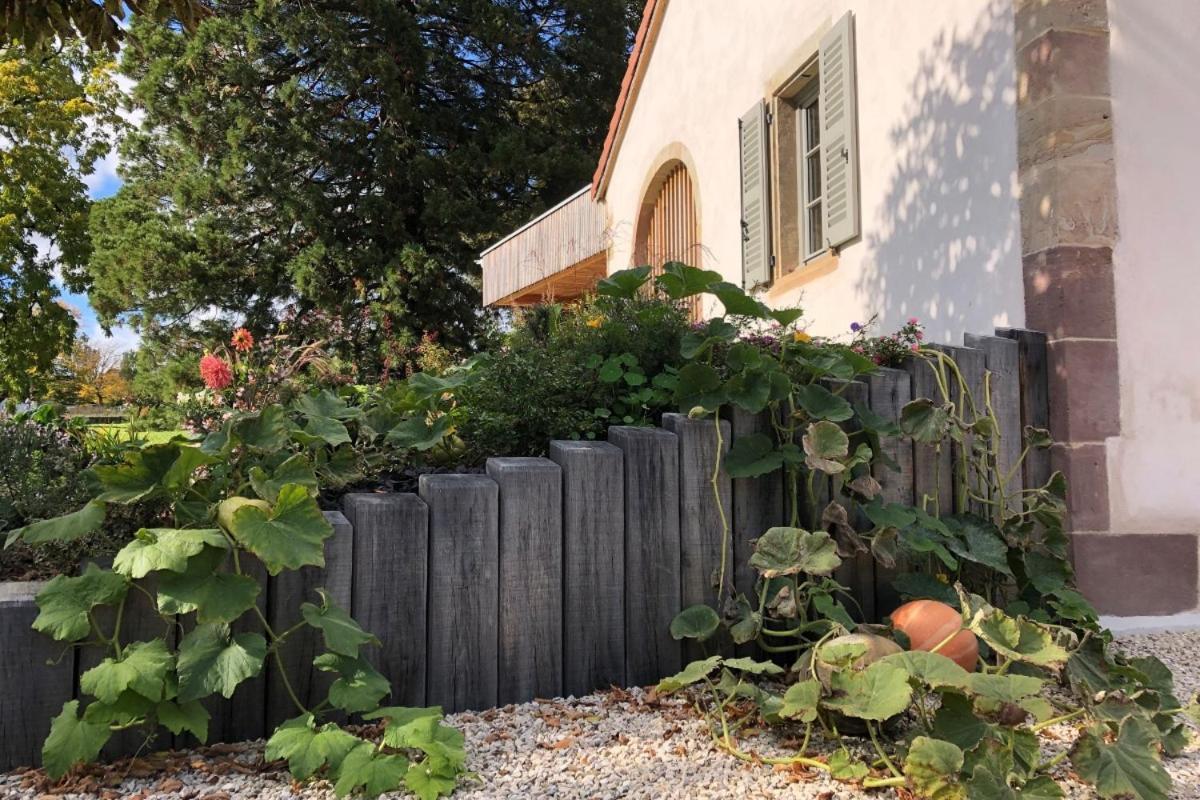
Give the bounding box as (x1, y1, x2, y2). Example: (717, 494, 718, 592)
(857, 0, 1021, 344)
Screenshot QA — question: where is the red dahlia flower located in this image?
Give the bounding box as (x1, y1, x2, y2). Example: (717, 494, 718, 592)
(200, 354, 233, 390)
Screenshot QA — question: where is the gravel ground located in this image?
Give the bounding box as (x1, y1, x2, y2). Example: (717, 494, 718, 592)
(5, 632, 1200, 800)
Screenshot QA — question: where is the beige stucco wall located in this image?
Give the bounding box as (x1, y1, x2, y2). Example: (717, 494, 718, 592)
(602, 0, 1025, 344)
(1106, 0, 1200, 533)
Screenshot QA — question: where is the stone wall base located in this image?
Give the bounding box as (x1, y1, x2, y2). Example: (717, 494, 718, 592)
(1072, 532, 1199, 616)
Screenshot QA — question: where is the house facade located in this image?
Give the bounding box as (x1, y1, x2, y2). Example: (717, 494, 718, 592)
(479, 0, 1200, 621)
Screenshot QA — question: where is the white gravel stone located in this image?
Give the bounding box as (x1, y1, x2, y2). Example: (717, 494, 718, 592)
(4, 632, 1200, 799)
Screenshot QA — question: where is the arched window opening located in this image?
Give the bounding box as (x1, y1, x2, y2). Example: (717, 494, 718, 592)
(635, 161, 701, 320)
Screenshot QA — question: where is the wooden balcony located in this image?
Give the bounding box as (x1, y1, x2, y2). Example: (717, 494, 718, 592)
(480, 185, 609, 307)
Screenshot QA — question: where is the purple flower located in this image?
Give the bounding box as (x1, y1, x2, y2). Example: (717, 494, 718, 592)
(850, 322, 862, 332)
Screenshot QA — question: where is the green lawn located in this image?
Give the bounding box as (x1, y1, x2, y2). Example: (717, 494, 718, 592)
(87, 424, 188, 445)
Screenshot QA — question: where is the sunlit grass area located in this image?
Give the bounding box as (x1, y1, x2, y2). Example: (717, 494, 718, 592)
(86, 424, 188, 445)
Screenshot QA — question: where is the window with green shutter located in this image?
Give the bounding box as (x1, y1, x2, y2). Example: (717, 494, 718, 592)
(739, 100, 772, 290)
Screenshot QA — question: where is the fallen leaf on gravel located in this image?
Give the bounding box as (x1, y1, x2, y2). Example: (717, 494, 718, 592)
(484, 730, 512, 742)
(541, 736, 576, 750)
(201, 792, 230, 800)
(157, 777, 184, 792)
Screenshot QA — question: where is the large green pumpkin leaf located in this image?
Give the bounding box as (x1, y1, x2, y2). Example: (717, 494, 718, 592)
(779, 679, 822, 723)
(405, 759, 459, 800)
(657, 656, 723, 693)
(113, 528, 227, 578)
(265, 714, 360, 780)
(176, 622, 267, 702)
(233, 405, 291, 451)
(294, 390, 360, 422)
(249, 454, 319, 504)
(94, 444, 212, 503)
(965, 673, 1044, 705)
(301, 588, 379, 657)
(6, 500, 106, 546)
(228, 483, 333, 574)
(903, 736, 966, 800)
(79, 639, 172, 704)
(34, 564, 129, 642)
(674, 362, 726, 411)
(900, 398, 952, 444)
(157, 549, 261, 624)
(803, 421, 849, 474)
(941, 516, 1013, 578)
(709, 281, 771, 319)
(595, 265, 651, 299)
(824, 661, 913, 721)
(878, 651, 970, 690)
(1070, 718, 1171, 800)
(156, 699, 210, 742)
(724, 433, 785, 478)
(385, 415, 453, 451)
(654, 262, 722, 299)
(969, 610, 1070, 667)
(749, 527, 841, 578)
(669, 604, 721, 642)
(794, 383, 854, 422)
(932, 692, 988, 751)
(315, 653, 391, 713)
(42, 700, 111, 779)
(333, 741, 409, 798)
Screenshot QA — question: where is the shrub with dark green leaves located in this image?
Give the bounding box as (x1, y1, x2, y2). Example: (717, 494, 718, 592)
(456, 295, 689, 461)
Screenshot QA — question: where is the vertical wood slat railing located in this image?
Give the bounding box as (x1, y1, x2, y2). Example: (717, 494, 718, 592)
(0, 327, 1048, 770)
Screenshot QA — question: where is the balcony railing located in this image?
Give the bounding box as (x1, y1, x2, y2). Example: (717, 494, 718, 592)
(480, 185, 608, 307)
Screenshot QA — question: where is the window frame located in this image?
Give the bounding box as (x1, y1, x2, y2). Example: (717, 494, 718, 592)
(795, 84, 823, 262)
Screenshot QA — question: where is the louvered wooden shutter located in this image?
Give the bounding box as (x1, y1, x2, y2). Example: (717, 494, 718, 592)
(819, 12, 860, 249)
(739, 100, 772, 289)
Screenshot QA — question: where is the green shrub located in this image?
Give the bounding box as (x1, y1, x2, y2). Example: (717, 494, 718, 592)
(456, 295, 689, 461)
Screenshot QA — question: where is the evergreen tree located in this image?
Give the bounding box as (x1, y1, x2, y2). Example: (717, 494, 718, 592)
(88, 0, 641, 372)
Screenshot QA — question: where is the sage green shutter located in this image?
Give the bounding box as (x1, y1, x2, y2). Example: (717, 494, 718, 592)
(739, 100, 772, 289)
(819, 12, 860, 248)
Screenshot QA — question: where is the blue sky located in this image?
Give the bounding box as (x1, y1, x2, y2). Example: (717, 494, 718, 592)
(59, 142, 140, 354)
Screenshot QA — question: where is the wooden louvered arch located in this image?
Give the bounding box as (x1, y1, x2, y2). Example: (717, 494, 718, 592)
(634, 160, 702, 320)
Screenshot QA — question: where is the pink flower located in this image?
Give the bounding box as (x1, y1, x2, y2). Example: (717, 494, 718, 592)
(200, 354, 233, 390)
(908, 317, 919, 325)
(910, 343, 920, 352)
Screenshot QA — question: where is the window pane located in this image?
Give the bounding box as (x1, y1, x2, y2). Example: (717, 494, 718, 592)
(808, 204, 823, 255)
(805, 101, 820, 150)
(807, 152, 822, 202)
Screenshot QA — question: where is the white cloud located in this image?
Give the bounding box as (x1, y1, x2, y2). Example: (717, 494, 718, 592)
(83, 319, 141, 355)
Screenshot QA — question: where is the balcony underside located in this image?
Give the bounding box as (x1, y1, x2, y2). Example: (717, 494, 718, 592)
(489, 252, 608, 307)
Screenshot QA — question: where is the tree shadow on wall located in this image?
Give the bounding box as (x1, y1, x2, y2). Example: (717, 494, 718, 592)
(857, 0, 1022, 344)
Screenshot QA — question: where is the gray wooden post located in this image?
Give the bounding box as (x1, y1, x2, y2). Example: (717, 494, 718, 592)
(996, 327, 1052, 490)
(866, 368, 914, 616)
(608, 426, 681, 686)
(341, 495, 426, 711)
(0, 582, 74, 770)
(266, 510, 353, 728)
(934, 344, 987, 515)
(729, 409, 786, 601)
(905, 354, 954, 517)
(964, 333, 1023, 513)
(420, 474, 499, 712)
(486, 458, 563, 704)
(825, 380, 875, 622)
(662, 413, 732, 661)
(548, 440, 625, 697)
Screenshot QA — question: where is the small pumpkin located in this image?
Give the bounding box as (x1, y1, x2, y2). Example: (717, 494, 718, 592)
(795, 632, 903, 688)
(890, 599, 978, 671)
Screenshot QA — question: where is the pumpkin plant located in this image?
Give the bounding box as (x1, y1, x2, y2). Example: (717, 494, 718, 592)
(6, 390, 470, 798)
(595, 264, 1195, 800)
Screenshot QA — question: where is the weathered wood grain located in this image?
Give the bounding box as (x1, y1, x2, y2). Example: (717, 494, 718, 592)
(935, 344, 987, 515)
(266, 511, 353, 728)
(486, 458, 563, 704)
(608, 425, 681, 686)
(729, 409, 786, 606)
(996, 327, 1052, 490)
(826, 380, 875, 622)
(0, 582, 74, 770)
(905, 354, 954, 517)
(662, 413, 732, 660)
(200, 552, 269, 744)
(548, 440, 626, 697)
(420, 474, 499, 712)
(964, 333, 1023, 513)
(866, 368, 914, 617)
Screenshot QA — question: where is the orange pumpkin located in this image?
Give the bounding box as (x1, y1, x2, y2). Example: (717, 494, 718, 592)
(890, 599, 978, 672)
